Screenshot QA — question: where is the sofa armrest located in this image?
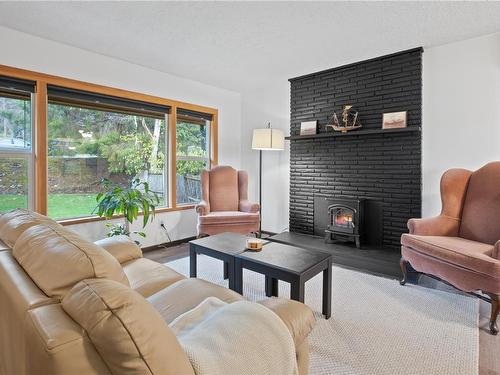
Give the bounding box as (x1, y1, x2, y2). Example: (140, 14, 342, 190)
(25, 304, 111, 374)
(407, 215, 460, 236)
(195, 200, 210, 216)
(239, 200, 260, 213)
(258, 298, 315, 347)
(493, 240, 500, 260)
(94, 235, 143, 264)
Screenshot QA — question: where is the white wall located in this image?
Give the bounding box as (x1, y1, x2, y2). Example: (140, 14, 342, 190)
(240, 83, 290, 233)
(0, 26, 242, 246)
(422, 32, 500, 216)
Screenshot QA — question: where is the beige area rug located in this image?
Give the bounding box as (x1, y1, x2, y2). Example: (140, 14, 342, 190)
(166, 255, 479, 375)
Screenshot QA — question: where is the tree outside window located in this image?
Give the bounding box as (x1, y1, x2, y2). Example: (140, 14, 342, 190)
(176, 115, 210, 205)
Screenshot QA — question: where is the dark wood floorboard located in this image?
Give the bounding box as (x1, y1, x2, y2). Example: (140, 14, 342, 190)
(144, 240, 499, 374)
(144, 244, 188, 264)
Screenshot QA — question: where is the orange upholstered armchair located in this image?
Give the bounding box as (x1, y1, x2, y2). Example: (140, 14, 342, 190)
(195, 166, 260, 237)
(400, 162, 500, 335)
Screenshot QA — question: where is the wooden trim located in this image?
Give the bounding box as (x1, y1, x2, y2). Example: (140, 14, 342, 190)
(177, 114, 206, 125)
(35, 81, 48, 214)
(0, 64, 217, 115)
(211, 111, 219, 166)
(152, 205, 196, 214)
(169, 106, 177, 208)
(58, 205, 195, 226)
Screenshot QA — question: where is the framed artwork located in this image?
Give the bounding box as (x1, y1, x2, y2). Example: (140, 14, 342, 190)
(382, 111, 407, 129)
(300, 120, 317, 135)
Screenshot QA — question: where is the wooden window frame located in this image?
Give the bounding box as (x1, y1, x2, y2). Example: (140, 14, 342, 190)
(0, 64, 218, 225)
(175, 112, 215, 206)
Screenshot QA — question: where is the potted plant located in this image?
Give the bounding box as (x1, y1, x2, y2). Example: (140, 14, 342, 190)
(94, 178, 160, 239)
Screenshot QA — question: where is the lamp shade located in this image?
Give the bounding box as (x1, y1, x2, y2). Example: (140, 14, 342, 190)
(251, 128, 285, 151)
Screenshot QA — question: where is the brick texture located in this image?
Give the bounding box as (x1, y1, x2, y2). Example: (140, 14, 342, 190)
(289, 48, 422, 250)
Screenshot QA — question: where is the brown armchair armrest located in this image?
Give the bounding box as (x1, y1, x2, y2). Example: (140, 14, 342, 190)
(239, 200, 260, 213)
(195, 200, 210, 216)
(407, 215, 461, 236)
(94, 235, 143, 264)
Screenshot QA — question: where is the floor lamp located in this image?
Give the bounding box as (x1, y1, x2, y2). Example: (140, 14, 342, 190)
(251, 122, 285, 237)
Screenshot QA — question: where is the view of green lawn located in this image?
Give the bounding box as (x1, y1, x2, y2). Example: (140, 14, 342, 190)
(0, 194, 98, 219)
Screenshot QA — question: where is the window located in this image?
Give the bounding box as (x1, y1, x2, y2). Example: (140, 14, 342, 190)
(0, 66, 218, 222)
(47, 86, 169, 219)
(0, 76, 35, 213)
(176, 109, 212, 205)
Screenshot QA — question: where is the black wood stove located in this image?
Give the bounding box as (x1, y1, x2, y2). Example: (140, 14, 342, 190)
(325, 197, 364, 248)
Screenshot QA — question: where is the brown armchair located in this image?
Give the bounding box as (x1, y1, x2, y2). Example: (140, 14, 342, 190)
(195, 165, 260, 237)
(400, 162, 500, 335)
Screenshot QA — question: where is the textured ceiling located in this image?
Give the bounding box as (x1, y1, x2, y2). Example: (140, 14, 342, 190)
(1, 1, 500, 92)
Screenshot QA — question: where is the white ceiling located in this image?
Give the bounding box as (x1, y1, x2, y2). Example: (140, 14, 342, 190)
(1, 1, 500, 93)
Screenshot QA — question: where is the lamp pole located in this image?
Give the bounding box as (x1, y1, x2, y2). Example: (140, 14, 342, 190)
(259, 148, 262, 236)
(258, 122, 270, 237)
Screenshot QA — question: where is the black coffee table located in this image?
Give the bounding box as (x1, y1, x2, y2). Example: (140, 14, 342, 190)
(234, 242, 333, 319)
(189, 233, 333, 319)
(189, 232, 257, 290)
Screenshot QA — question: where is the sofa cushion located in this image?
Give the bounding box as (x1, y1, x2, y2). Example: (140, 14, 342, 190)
(94, 235, 143, 264)
(122, 258, 185, 297)
(401, 234, 499, 278)
(199, 211, 260, 225)
(62, 279, 194, 375)
(459, 161, 500, 245)
(208, 166, 239, 212)
(0, 209, 58, 248)
(148, 278, 245, 324)
(13, 224, 129, 299)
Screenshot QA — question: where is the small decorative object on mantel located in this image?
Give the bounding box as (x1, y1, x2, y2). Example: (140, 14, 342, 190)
(300, 120, 317, 135)
(326, 105, 362, 133)
(382, 111, 407, 129)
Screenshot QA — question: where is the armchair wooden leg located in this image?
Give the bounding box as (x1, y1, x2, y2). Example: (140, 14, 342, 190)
(486, 293, 499, 335)
(400, 257, 409, 286)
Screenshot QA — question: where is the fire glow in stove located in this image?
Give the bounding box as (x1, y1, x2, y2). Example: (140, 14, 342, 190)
(325, 197, 364, 248)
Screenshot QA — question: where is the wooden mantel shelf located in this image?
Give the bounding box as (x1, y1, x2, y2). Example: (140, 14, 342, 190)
(285, 126, 421, 141)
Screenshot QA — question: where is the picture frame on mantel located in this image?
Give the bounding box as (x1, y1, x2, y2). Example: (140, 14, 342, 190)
(300, 120, 317, 135)
(382, 111, 407, 129)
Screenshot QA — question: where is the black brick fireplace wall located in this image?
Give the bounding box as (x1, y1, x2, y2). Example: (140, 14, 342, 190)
(289, 48, 422, 250)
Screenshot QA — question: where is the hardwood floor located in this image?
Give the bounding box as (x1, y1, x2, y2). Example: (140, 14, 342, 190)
(145, 243, 499, 374)
(143, 244, 188, 263)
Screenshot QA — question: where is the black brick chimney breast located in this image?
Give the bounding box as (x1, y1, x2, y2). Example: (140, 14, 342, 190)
(288, 48, 422, 250)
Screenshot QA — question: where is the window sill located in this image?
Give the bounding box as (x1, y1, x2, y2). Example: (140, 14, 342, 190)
(58, 205, 195, 226)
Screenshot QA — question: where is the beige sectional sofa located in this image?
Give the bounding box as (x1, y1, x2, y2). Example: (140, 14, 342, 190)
(0, 209, 315, 375)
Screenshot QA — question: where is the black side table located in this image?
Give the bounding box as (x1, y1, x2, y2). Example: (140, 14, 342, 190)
(234, 242, 333, 318)
(188, 232, 252, 291)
